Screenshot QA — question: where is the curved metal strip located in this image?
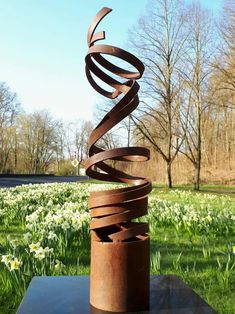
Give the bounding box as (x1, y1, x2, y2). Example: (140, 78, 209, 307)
(85, 7, 152, 243)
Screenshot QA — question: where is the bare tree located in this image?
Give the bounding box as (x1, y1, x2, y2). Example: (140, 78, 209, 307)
(53, 121, 66, 173)
(0, 82, 21, 173)
(74, 120, 93, 167)
(62, 120, 93, 168)
(180, 3, 214, 190)
(18, 111, 60, 174)
(129, 0, 188, 187)
(93, 99, 134, 148)
(213, 0, 235, 94)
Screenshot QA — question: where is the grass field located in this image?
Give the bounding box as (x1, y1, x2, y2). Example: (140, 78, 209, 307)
(0, 182, 234, 313)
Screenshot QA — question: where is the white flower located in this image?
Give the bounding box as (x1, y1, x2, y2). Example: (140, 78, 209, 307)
(10, 258, 21, 271)
(34, 247, 45, 260)
(29, 242, 41, 253)
(61, 221, 70, 230)
(80, 212, 89, 223)
(232, 246, 235, 255)
(26, 223, 34, 230)
(48, 231, 57, 240)
(44, 247, 54, 254)
(1, 254, 12, 265)
(55, 259, 65, 270)
(10, 239, 19, 248)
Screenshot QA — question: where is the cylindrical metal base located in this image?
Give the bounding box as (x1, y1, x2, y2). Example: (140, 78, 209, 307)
(90, 236, 150, 312)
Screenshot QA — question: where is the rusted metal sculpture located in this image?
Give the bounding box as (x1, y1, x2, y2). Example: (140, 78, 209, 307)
(85, 7, 152, 312)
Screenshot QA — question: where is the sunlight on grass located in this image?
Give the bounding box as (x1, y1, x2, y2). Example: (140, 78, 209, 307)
(0, 182, 234, 313)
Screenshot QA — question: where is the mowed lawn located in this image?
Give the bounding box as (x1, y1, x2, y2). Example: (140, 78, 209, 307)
(0, 182, 234, 314)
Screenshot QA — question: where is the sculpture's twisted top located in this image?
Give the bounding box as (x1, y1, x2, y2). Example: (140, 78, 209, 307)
(85, 7, 152, 243)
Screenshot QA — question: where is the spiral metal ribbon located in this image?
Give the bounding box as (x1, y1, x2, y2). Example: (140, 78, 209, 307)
(85, 7, 152, 243)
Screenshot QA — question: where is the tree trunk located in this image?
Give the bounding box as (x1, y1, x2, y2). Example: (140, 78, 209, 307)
(194, 162, 200, 190)
(167, 162, 172, 188)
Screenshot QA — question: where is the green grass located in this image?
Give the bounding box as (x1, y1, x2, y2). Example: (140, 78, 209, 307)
(0, 225, 24, 314)
(151, 187, 235, 200)
(89, 179, 235, 196)
(152, 183, 235, 192)
(0, 221, 91, 314)
(200, 184, 235, 190)
(2, 225, 234, 313)
(0, 184, 234, 313)
(150, 227, 235, 313)
(151, 184, 235, 203)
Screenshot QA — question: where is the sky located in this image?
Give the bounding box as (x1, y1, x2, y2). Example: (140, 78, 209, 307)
(0, 0, 222, 123)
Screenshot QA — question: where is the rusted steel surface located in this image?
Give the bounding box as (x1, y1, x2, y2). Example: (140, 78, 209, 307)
(85, 7, 152, 312)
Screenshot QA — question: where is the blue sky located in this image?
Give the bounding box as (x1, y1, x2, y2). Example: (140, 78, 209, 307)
(0, 0, 222, 122)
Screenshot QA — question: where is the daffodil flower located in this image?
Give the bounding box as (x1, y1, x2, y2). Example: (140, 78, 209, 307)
(48, 231, 57, 240)
(55, 260, 65, 270)
(10, 258, 21, 271)
(232, 246, 235, 255)
(1, 254, 12, 265)
(34, 247, 45, 260)
(29, 242, 41, 253)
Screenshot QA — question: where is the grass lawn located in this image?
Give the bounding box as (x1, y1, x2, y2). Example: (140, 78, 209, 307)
(0, 183, 234, 313)
(152, 183, 235, 193)
(150, 227, 235, 313)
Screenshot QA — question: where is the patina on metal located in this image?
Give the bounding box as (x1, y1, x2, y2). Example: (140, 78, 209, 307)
(85, 7, 152, 312)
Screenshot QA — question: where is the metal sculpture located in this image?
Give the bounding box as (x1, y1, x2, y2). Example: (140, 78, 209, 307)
(85, 7, 152, 312)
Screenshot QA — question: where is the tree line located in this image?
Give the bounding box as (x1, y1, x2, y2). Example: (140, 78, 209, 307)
(0, 81, 92, 175)
(126, 0, 235, 189)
